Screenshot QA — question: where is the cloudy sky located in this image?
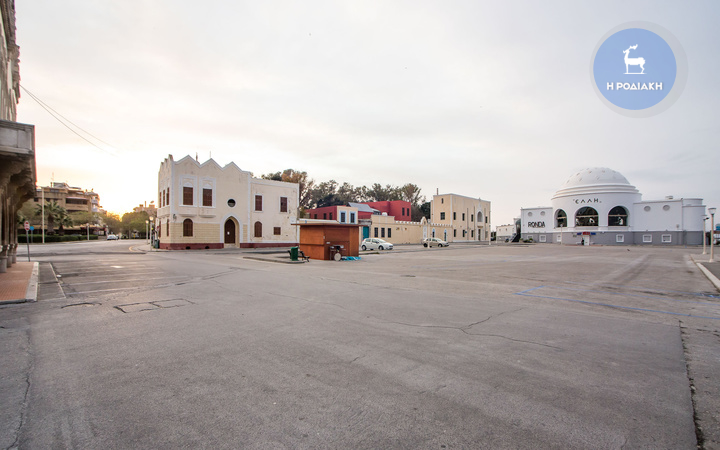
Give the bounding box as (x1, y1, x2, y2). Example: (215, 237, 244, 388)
(14, 1, 720, 227)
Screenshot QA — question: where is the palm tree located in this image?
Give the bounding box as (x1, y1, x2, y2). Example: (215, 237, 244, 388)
(57, 211, 73, 236)
(35, 201, 67, 235)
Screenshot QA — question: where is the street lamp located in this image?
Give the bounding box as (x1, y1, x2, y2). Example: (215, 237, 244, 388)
(702, 215, 709, 255)
(145, 220, 149, 244)
(710, 208, 716, 262)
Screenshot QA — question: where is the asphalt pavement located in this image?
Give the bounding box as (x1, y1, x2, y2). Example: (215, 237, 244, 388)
(2, 242, 719, 449)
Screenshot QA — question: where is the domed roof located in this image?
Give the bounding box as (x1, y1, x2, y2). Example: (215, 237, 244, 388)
(552, 167, 639, 199)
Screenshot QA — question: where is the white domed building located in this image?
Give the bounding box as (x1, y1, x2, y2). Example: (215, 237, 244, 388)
(520, 168, 706, 245)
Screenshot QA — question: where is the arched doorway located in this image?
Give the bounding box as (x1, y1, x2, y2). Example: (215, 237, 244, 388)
(224, 218, 237, 245)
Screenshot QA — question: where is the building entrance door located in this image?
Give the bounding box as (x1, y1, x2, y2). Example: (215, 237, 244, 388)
(224, 219, 236, 244)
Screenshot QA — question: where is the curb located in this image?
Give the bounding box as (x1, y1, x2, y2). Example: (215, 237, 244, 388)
(691, 255, 720, 291)
(243, 256, 307, 264)
(25, 262, 39, 302)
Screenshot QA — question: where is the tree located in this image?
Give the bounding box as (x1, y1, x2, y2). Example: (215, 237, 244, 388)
(101, 212, 122, 234)
(121, 211, 150, 238)
(35, 201, 67, 235)
(399, 183, 426, 221)
(419, 202, 431, 220)
(366, 183, 401, 202)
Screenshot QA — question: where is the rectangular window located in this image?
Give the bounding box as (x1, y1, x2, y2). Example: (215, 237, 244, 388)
(643, 234, 652, 243)
(471, 230, 474, 237)
(274, 227, 281, 235)
(323, 213, 327, 220)
(255, 195, 262, 211)
(463, 230, 466, 237)
(350, 212, 355, 223)
(616, 234, 625, 243)
(471, 215, 474, 222)
(539, 235, 547, 243)
(159, 191, 162, 207)
(314, 214, 318, 219)
(329, 213, 333, 220)
(440, 212, 445, 220)
(183, 186, 193, 205)
(388, 228, 391, 238)
(280, 197, 288, 213)
(203, 188, 212, 207)
(662, 234, 672, 243)
(402, 207, 405, 216)
(453, 229, 457, 237)
(462, 213, 465, 221)
(381, 228, 385, 238)
(165, 189, 169, 206)
(340, 212, 346, 223)
(453, 212, 456, 220)
(374, 227, 378, 237)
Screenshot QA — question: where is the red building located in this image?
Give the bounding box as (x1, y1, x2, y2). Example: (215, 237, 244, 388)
(362, 201, 412, 221)
(306, 200, 412, 221)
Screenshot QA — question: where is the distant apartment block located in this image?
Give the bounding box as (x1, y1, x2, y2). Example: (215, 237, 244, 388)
(33, 182, 102, 214)
(133, 201, 157, 217)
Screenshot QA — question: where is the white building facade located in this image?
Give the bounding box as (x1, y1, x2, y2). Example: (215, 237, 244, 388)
(520, 168, 705, 246)
(157, 155, 299, 250)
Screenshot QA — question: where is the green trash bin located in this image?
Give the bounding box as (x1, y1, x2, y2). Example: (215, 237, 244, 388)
(290, 246, 299, 261)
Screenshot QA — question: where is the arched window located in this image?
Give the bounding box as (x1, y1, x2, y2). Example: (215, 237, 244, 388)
(254, 221, 262, 238)
(575, 207, 598, 227)
(555, 209, 567, 228)
(608, 206, 628, 226)
(183, 219, 193, 236)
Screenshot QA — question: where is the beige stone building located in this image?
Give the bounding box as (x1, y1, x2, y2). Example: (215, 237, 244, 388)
(369, 214, 452, 244)
(157, 155, 299, 249)
(431, 193, 491, 242)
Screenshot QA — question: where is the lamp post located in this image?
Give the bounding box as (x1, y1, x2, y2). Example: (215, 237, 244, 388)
(145, 220, 149, 243)
(710, 208, 716, 263)
(702, 215, 709, 255)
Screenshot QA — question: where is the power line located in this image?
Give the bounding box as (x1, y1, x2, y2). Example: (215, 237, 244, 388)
(20, 85, 118, 156)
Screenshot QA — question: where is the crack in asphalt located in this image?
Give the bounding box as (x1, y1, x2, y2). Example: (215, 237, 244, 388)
(5, 328, 33, 450)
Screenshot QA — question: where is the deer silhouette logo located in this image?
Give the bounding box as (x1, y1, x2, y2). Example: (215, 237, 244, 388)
(623, 45, 645, 74)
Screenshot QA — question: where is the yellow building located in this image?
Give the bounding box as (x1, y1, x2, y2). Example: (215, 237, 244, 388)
(157, 155, 299, 249)
(431, 193, 492, 242)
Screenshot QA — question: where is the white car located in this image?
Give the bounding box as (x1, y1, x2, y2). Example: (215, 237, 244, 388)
(106, 234, 118, 240)
(361, 238, 393, 251)
(423, 237, 448, 247)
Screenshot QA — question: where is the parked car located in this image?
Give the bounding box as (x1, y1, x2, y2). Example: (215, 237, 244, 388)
(361, 238, 394, 251)
(106, 234, 118, 240)
(423, 237, 448, 247)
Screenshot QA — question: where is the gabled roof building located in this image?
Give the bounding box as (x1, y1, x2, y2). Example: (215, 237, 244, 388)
(157, 155, 299, 249)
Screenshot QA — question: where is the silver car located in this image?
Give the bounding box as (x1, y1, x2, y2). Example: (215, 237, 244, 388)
(423, 237, 448, 247)
(361, 238, 394, 251)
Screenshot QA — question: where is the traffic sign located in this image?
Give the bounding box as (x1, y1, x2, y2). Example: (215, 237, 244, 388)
(29, 226, 34, 231)
(24, 221, 29, 231)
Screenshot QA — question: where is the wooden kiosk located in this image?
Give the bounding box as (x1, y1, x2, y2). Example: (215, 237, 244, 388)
(295, 220, 360, 261)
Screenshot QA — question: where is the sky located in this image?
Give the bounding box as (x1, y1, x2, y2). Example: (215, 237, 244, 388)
(13, 1, 720, 228)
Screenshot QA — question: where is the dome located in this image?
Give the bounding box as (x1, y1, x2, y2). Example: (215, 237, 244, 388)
(552, 167, 639, 199)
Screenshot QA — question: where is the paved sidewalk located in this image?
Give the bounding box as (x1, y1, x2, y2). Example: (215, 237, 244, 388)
(0, 261, 38, 304)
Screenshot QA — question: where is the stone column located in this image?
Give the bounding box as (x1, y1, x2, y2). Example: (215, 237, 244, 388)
(0, 244, 7, 273)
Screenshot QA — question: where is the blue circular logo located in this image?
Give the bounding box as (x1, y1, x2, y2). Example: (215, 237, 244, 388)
(591, 23, 687, 117)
